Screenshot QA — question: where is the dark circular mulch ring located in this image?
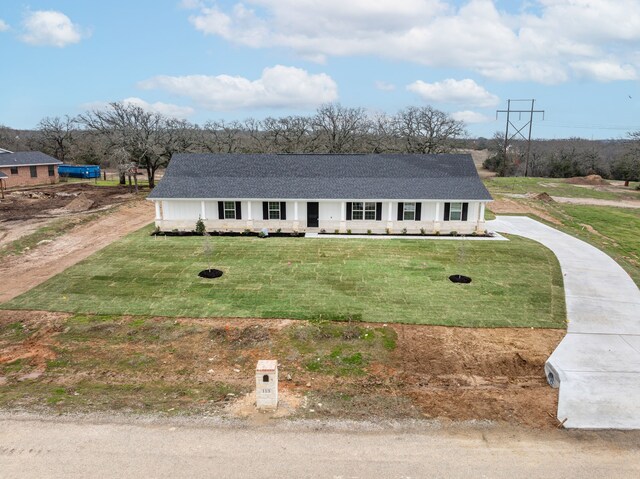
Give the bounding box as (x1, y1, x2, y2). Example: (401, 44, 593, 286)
(199, 269, 224, 279)
(449, 274, 472, 284)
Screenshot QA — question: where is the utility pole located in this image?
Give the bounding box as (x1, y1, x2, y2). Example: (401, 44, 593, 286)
(496, 99, 545, 177)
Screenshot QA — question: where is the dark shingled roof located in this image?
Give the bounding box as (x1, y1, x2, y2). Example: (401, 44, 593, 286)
(149, 153, 493, 201)
(0, 151, 62, 167)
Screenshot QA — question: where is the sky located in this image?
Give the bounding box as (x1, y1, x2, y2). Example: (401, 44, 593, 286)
(1, 0, 640, 139)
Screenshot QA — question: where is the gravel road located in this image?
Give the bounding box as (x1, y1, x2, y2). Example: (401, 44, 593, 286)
(1, 413, 639, 478)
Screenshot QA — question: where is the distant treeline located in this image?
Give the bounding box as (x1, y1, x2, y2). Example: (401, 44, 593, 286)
(478, 134, 640, 184)
(1, 102, 638, 186)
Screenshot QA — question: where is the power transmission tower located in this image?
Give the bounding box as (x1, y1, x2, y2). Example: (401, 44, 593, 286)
(496, 99, 545, 176)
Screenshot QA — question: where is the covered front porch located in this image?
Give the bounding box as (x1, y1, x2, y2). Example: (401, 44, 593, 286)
(152, 199, 489, 235)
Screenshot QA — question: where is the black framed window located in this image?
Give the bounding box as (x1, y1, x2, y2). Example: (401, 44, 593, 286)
(268, 201, 281, 220)
(48, 165, 55, 177)
(444, 202, 468, 221)
(10, 167, 18, 175)
(30, 166, 37, 178)
(224, 201, 236, 219)
(352, 202, 376, 220)
(403, 202, 416, 221)
(449, 202, 463, 221)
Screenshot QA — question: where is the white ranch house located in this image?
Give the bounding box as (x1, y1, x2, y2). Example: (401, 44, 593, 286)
(148, 153, 493, 234)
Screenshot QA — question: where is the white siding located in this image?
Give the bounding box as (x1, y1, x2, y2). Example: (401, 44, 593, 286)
(320, 201, 342, 221)
(204, 201, 218, 220)
(162, 200, 200, 220)
(421, 202, 438, 222)
(154, 199, 489, 234)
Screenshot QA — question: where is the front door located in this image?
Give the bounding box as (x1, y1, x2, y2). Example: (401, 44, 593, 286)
(307, 202, 319, 228)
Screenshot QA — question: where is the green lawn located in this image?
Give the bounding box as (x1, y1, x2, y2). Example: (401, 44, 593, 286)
(550, 204, 640, 286)
(2, 227, 566, 328)
(485, 177, 640, 201)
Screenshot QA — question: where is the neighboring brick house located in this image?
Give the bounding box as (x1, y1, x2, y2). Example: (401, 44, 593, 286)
(0, 150, 62, 188)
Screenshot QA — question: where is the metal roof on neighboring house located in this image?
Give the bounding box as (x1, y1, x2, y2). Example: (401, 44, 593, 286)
(0, 151, 62, 167)
(148, 153, 493, 201)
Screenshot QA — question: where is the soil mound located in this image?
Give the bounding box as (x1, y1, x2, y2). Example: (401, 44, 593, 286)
(566, 175, 609, 185)
(534, 192, 555, 202)
(63, 193, 94, 212)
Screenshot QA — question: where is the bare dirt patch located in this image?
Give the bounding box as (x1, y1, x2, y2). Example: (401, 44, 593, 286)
(566, 175, 609, 186)
(0, 312, 564, 429)
(0, 183, 135, 222)
(0, 311, 70, 383)
(0, 183, 139, 249)
(0, 200, 154, 302)
(391, 324, 563, 428)
(460, 148, 495, 178)
(487, 198, 561, 224)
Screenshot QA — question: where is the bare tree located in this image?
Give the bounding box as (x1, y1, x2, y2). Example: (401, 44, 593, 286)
(79, 102, 193, 188)
(30, 116, 76, 162)
(259, 115, 317, 153)
(361, 112, 399, 153)
(0, 125, 26, 151)
(394, 106, 466, 154)
(200, 120, 245, 153)
(613, 130, 640, 186)
(312, 103, 371, 153)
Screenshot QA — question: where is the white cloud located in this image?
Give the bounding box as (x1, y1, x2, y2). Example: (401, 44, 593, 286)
(20, 10, 85, 47)
(0, 19, 9, 32)
(407, 79, 499, 107)
(374, 81, 396, 91)
(570, 61, 637, 82)
(122, 98, 195, 119)
(138, 65, 338, 110)
(451, 110, 493, 124)
(184, 0, 640, 84)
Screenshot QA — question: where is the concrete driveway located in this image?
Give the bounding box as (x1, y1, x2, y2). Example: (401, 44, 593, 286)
(488, 216, 640, 429)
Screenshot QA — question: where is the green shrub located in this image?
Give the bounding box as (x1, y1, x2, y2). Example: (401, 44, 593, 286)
(420, 228, 426, 235)
(401, 228, 407, 235)
(346, 229, 352, 235)
(195, 217, 206, 235)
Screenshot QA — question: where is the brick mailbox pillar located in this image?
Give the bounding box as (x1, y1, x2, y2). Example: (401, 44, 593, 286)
(256, 360, 278, 410)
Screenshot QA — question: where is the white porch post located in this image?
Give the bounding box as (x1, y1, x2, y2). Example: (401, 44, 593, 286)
(294, 201, 299, 221)
(247, 201, 252, 220)
(340, 201, 346, 231)
(155, 201, 162, 220)
(480, 203, 486, 221)
(435, 201, 440, 221)
(200, 201, 206, 220)
(387, 201, 394, 230)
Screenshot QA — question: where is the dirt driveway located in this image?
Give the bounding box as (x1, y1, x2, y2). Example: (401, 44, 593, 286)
(0, 200, 153, 302)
